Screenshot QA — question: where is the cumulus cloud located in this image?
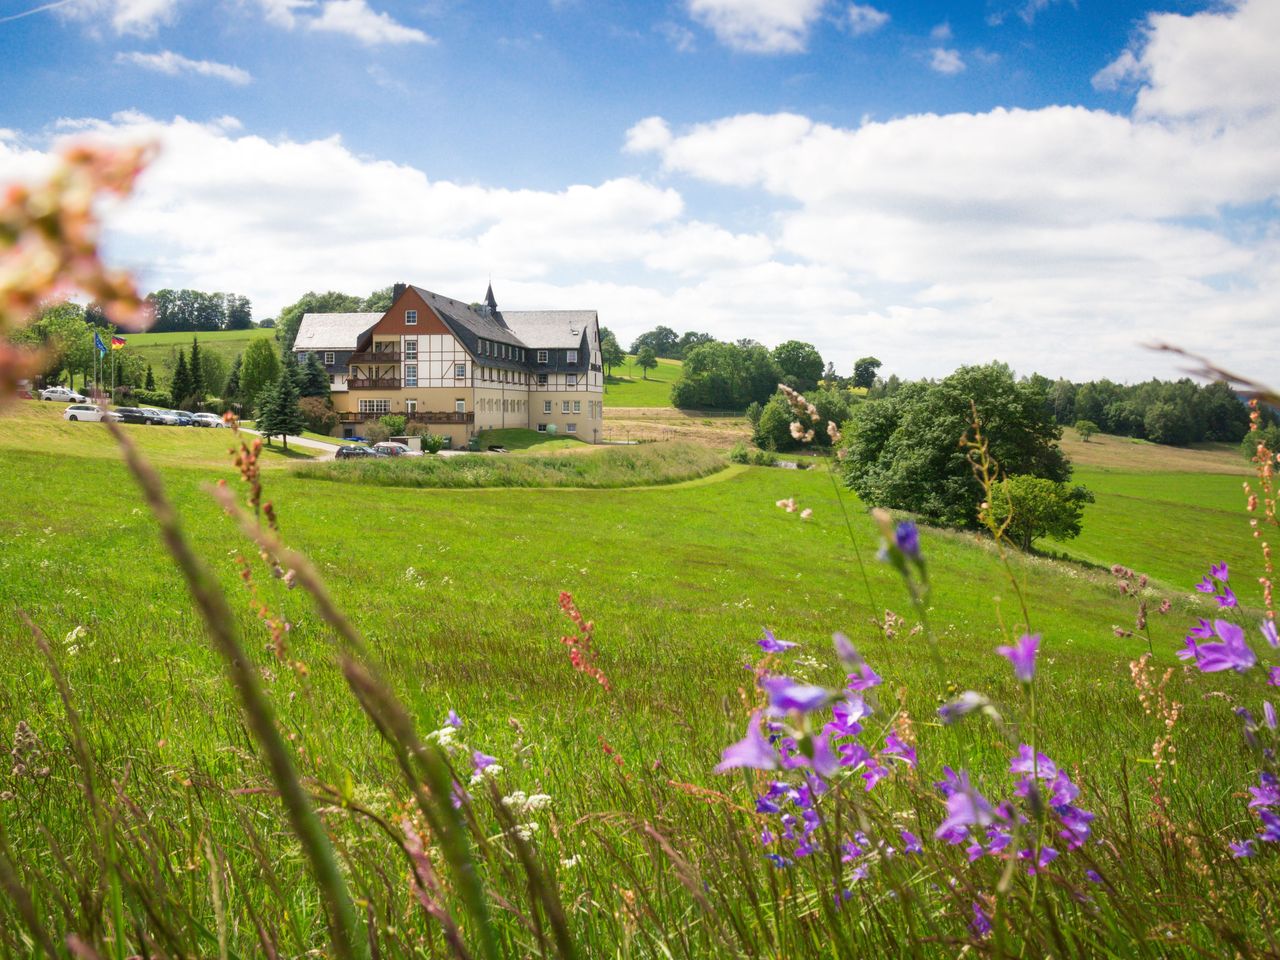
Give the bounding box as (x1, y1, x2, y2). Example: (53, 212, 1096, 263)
(686, 0, 828, 54)
(251, 0, 315, 28)
(846, 3, 888, 36)
(307, 0, 432, 45)
(116, 50, 251, 84)
(929, 47, 964, 75)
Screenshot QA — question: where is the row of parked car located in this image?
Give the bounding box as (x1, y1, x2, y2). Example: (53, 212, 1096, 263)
(334, 441, 423, 460)
(61, 403, 226, 428)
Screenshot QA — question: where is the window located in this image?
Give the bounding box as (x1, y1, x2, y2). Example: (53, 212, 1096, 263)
(455, 399, 466, 414)
(543, 400, 552, 413)
(324, 351, 335, 365)
(567, 423, 577, 433)
(562, 401, 570, 414)
(405, 310, 417, 325)
(573, 400, 581, 413)
(537, 350, 548, 363)
(537, 423, 547, 432)
(567, 350, 578, 364)
(455, 363, 466, 378)
(406, 399, 417, 414)
(565, 373, 576, 387)
(537, 373, 548, 386)
(404, 364, 418, 388)
(405, 340, 417, 359)
(359, 399, 390, 414)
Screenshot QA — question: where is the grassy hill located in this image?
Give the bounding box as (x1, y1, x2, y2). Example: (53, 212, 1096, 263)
(120, 327, 276, 385)
(0, 401, 1269, 954)
(603, 354, 682, 406)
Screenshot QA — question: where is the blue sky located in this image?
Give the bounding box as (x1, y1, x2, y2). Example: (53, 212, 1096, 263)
(0, 0, 1276, 381)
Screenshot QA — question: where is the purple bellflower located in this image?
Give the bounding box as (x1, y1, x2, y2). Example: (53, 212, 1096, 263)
(758, 628, 797, 653)
(716, 711, 778, 773)
(762, 676, 832, 713)
(895, 521, 920, 559)
(446, 709, 463, 728)
(996, 633, 1040, 683)
(1194, 619, 1257, 673)
(1262, 619, 1278, 649)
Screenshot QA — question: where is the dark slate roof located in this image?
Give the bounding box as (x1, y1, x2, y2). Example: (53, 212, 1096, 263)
(294, 312, 381, 351)
(411, 286, 524, 352)
(502, 311, 597, 350)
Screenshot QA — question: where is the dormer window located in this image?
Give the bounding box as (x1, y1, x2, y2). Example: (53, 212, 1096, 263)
(405, 310, 418, 325)
(567, 350, 578, 364)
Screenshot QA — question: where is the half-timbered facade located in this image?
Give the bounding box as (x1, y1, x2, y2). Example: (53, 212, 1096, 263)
(292, 283, 604, 446)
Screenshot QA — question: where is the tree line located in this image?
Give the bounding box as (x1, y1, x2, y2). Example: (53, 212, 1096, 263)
(144, 289, 253, 332)
(1040, 376, 1250, 446)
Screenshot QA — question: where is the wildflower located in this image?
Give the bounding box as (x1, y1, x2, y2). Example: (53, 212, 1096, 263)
(900, 830, 923, 854)
(758, 628, 797, 653)
(1195, 577, 1215, 594)
(825, 696, 871, 737)
(1249, 773, 1280, 810)
(938, 691, 989, 725)
(776, 497, 799, 513)
(996, 633, 1040, 684)
(894, 521, 920, 559)
(935, 772, 996, 843)
(1217, 587, 1239, 609)
(1230, 839, 1257, 858)
(473, 751, 498, 773)
(1018, 845, 1059, 874)
(1211, 562, 1230, 581)
(1259, 810, 1280, 843)
(1265, 702, 1277, 730)
(716, 711, 778, 773)
(970, 902, 992, 937)
(800, 508, 814, 520)
(446, 709, 462, 728)
(1270, 667, 1280, 686)
(762, 676, 831, 713)
(846, 661, 883, 692)
(1194, 619, 1257, 673)
(559, 855, 580, 869)
(1262, 619, 1278, 649)
(883, 732, 917, 769)
(1085, 869, 1104, 884)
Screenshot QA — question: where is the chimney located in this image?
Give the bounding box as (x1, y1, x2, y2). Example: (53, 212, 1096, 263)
(392, 282, 407, 302)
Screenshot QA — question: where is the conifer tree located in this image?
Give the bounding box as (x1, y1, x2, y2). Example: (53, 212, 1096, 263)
(170, 350, 191, 409)
(302, 351, 330, 397)
(225, 353, 242, 405)
(257, 366, 305, 450)
(187, 337, 205, 408)
(144, 363, 155, 391)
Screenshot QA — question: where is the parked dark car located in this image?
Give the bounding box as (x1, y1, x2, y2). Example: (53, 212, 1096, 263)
(112, 407, 151, 424)
(335, 446, 388, 460)
(166, 410, 195, 426)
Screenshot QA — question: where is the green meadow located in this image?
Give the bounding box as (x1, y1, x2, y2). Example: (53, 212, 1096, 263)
(603, 354, 683, 406)
(117, 326, 276, 384)
(0, 406, 1273, 956)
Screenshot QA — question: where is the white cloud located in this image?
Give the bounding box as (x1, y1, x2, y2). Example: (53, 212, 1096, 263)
(846, 3, 887, 36)
(251, 0, 316, 28)
(307, 0, 432, 45)
(929, 21, 951, 41)
(59, 0, 180, 35)
(686, 0, 828, 54)
(116, 50, 252, 85)
(1091, 49, 1139, 92)
(929, 47, 964, 75)
(623, 116, 673, 155)
(656, 20, 697, 53)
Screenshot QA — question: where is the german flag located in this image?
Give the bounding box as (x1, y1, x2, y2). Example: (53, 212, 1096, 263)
(110, 336, 126, 350)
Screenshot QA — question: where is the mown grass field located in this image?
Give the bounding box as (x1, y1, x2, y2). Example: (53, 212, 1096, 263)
(0, 411, 1272, 955)
(603, 355, 682, 406)
(119, 326, 276, 384)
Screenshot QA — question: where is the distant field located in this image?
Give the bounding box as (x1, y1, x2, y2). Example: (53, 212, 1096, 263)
(603, 355, 682, 407)
(1, 400, 315, 467)
(120, 327, 276, 385)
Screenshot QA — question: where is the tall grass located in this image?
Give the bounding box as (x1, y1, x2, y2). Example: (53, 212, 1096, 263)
(295, 440, 726, 489)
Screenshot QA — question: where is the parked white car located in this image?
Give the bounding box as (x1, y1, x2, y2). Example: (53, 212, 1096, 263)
(41, 386, 87, 403)
(146, 408, 181, 425)
(191, 412, 226, 428)
(372, 441, 423, 457)
(62, 403, 119, 422)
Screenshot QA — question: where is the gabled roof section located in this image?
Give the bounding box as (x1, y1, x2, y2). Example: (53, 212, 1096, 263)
(410, 286, 525, 350)
(293, 312, 382, 351)
(503, 310, 597, 350)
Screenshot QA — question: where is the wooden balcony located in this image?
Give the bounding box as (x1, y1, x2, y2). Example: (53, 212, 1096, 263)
(347, 378, 401, 390)
(349, 350, 402, 364)
(338, 410, 474, 424)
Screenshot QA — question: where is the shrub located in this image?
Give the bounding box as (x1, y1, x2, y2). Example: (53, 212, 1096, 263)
(750, 448, 777, 466)
(130, 388, 174, 408)
(299, 396, 337, 435)
(729, 441, 750, 464)
(363, 421, 391, 443)
(754, 388, 850, 452)
(420, 433, 446, 454)
(987, 475, 1095, 551)
(1242, 424, 1280, 460)
(745, 401, 763, 427)
(380, 414, 407, 436)
(1074, 419, 1099, 442)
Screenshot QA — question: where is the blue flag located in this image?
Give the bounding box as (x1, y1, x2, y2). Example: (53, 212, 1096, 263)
(93, 332, 107, 356)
